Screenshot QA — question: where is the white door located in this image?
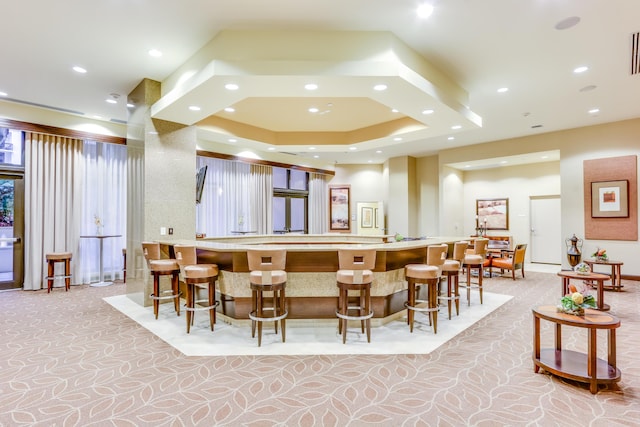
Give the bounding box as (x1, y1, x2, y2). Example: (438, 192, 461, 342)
(530, 196, 562, 264)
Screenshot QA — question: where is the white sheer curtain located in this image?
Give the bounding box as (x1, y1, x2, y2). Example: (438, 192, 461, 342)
(196, 157, 252, 236)
(77, 141, 127, 284)
(250, 164, 273, 234)
(23, 133, 83, 290)
(308, 172, 329, 234)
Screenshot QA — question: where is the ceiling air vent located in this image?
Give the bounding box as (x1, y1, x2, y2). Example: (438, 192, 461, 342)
(632, 32, 640, 75)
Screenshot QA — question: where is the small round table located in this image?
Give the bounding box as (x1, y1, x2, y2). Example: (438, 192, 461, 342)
(532, 305, 621, 394)
(557, 270, 610, 311)
(584, 259, 624, 291)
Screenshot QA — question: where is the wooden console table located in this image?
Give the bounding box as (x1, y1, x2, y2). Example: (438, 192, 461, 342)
(584, 259, 624, 291)
(557, 270, 610, 311)
(532, 305, 621, 394)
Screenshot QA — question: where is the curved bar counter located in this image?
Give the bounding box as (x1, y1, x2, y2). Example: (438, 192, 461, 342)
(153, 235, 463, 325)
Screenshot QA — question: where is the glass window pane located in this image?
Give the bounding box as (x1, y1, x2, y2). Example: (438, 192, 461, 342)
(273, 167, 287, 189)
(290, 170, 307, 190)
(290, 198, 305, 232)
(273, 197, 286, 232)
(0, 129, 23, 166)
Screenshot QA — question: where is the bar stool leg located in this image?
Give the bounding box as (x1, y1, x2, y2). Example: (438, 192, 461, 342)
(407, 278, 416, 333)
(47, 261, 54, 293)
(341, 288, 348, 344)
(64, 259, 71, 291)
(209, 278, 216, 331)
(364, 285, 371, 343)
(153, 273, 161, 319)
(280, 287, 286, 342)
(273, 290, 279, 335)
(478, 266, 484, 304)
(172, 272, 180, 316)
(454, 273, 460, 316)
(186, 283, 193, 333)
(429, 281, 438, 334)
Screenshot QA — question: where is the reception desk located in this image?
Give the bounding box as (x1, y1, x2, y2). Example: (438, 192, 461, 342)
(153, 235, 464, 325)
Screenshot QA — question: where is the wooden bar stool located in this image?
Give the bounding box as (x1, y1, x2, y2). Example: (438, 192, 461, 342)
(174, 245, 219, 333)
(142, 242, 181, 319)
(461, 238, 488, 306)
(45, 252, 72, 293)
(247, 249, 288, 347)
(336, 248, 376, 344)
(440, 241, 469, 319)
(404, 244, 447, 333)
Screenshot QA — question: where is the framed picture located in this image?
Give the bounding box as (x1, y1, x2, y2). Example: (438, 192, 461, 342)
(361, 207, 373, 228)
(591, 180, 629, 218)
(476, 198, 509, 230)
(329, 185, 350, 231)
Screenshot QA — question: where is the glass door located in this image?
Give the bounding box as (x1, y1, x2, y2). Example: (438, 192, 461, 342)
(0, 175, 24, 290)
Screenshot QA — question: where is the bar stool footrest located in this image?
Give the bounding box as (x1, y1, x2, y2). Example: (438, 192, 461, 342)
(149, 291, 181, 301)
(249, 309, 289, 323)
(405, 299, 439, 313)
(185, 300, 220, 312)
(336, 308, 374, 321)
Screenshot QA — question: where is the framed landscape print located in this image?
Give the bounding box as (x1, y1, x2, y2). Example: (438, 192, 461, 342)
(476, 198, 509, 230)
(329, 185, 350, 231)
(591, 180, 629, 218)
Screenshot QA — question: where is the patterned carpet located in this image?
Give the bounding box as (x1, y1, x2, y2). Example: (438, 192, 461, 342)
(0, 270, 638, 426)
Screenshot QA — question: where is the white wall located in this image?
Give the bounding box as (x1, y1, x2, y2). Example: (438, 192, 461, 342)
(463, 162, 561, 258)
(331, 164, 384, 233)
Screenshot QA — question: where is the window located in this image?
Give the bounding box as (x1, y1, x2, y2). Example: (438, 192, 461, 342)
(273, 167, 308, 233)
(0, 128, 24, 167)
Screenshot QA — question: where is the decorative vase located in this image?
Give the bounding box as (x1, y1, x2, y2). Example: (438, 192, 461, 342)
(565, 234, 582, 268)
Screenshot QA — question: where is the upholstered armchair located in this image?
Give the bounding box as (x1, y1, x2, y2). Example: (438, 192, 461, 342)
(492, 244, 527, 280)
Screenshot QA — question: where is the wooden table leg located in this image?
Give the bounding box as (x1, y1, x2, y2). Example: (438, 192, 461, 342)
(533, 314, 541, 373)
(589, 329, 597, 394)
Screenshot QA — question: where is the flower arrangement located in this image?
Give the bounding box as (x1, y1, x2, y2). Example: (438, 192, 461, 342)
(558, 284, 595, 315)
(592, 248, 608, 261)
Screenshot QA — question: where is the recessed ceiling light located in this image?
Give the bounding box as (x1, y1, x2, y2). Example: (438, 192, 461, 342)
(447, 136, 455, 140)
(451, 125, 462, 130)
(541, 155, 549, 159)
(393, 137, 403, 141)
(422, 109, 434, 115)
(92, 115, 103, 119)
(224, 107, 235, 112)
(308, 107, 319, 113)
(588, 108, 600, 114)
(304, 83, 318, 90)
(464, 165, 471, 168)
(126, 103, 134, 108)
(225, 83, 239, 90)
(573, 66, 589, 74)
(0, 91, 8, 97)
(349, 147, 357, 151)
(368, 160, 373, 163)
(106, 99, 117, 104)
(500, 161, 508, 164)
(555, 16, 580, 30)
(267, 147, 275, 151)
(376, 150, 382, 154)
(373, 84, 387, 91)
(189, 105, 201, 111)
(391, 108, 399, 113)
(497, 87, 509, 93)
(313, 155, 319, 159)
(309, 147, 316, 150)
(228, 138, 237, 143)
(417, 3, 434, 19)
(72, 66, 87, 74)
(148, 49, 162, 57)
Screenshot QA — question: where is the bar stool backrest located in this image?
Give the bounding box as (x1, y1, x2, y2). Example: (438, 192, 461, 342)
(247, 249, 286, 272)
(141, 242, 160, 268)
(338, 248, 376, 271)
(426, 244, 448, 267)
(452, 241, 469, 263)
(174, 245, 197, 266)
(472, 239, 489, 257)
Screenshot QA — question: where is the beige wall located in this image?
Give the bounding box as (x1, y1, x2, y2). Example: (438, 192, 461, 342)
(331, 164, 384, 233)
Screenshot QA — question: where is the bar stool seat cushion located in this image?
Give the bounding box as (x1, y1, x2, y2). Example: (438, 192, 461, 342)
(183, 264, 218, 279)
(149, 259, 179, 272)
(249, 270, 287, 285)
(336, 270, 374, 284)
(442, 259, 461, 271)
(405, 264, 438, 279)
(46, 252, 72, 261)
(464, 254, 484, 265)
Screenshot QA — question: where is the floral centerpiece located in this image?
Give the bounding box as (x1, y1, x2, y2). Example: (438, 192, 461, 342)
(592, 248, 608, 261)
(558, 284, 596, 315)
